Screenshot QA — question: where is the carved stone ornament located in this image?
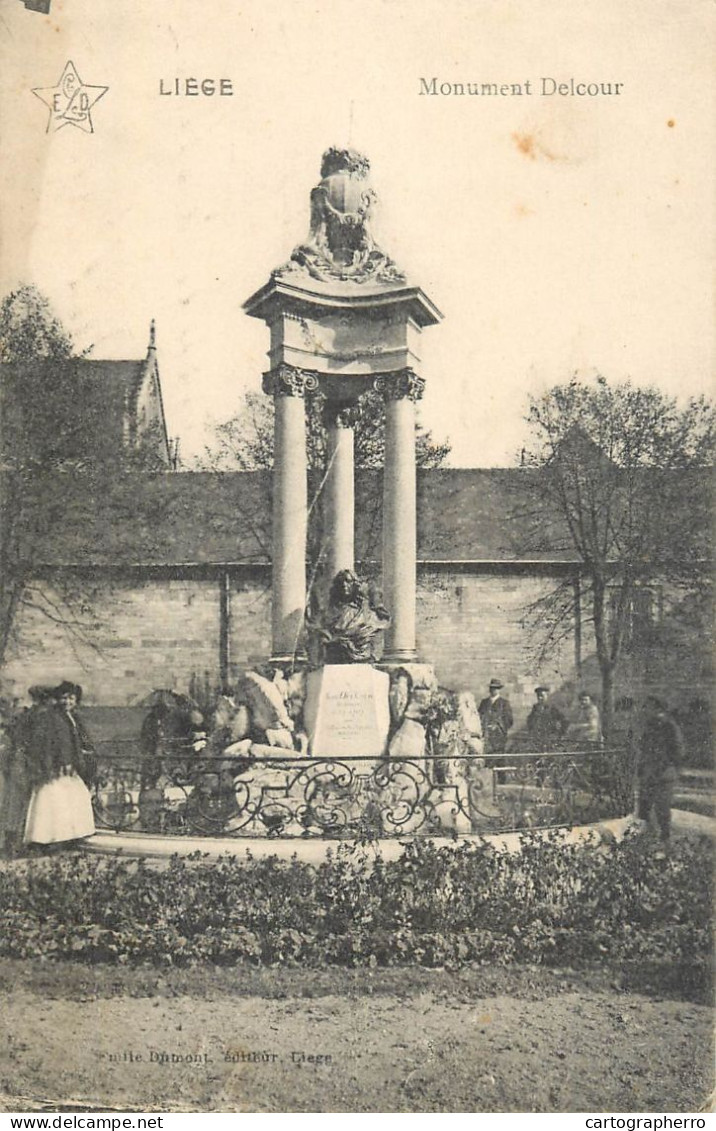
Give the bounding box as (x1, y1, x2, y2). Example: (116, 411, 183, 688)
(273, 147, 407, 287)
(373, 368, 426, 403)
(262, 364, 320, 398)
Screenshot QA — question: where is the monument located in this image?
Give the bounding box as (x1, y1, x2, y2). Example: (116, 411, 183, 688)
(243, 147, 442, 674)
(303, 569, 391, 757)
(92, 149, 616, 843)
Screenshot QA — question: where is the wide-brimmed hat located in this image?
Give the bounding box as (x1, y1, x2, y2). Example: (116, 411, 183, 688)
(489, 679, 503, 690)
(54, 680, 82, 702)
(535, 685, 550, 695)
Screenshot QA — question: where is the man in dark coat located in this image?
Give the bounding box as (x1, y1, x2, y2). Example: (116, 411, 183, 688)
(527, 686, 567, 752)
(478, 679, 514, 755)
(0, 686, 54, 854)
(637, 696, 684, 842)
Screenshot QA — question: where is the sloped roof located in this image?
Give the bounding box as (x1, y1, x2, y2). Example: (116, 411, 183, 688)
(29, 471, 272, 567)
(1, 358, 141, 440)
(25, 468, 579, 568)
(72, 358, 147, 404)
(416, 468, 572, 561)
(0, 354, 170, 464)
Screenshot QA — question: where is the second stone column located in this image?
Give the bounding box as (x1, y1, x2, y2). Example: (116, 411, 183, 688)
(378, 369, 425, 663)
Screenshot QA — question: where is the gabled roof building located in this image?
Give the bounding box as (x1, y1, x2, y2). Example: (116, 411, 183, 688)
(0, 322, 174, 470)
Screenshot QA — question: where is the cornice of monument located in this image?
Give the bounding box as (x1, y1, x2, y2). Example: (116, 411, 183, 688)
(243, 275, 442, 329)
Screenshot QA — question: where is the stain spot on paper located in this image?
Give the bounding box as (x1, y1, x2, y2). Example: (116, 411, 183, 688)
(514, 132, 537, 159)
(512, 132, 561, 163)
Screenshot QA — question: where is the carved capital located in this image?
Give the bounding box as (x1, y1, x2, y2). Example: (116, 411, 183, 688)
(262, 364, 320, 398)
(373, 368, 425, 403)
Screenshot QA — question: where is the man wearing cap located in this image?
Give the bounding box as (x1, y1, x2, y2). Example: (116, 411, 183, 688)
(478, 679, 514, 755)
(527, 686, 567, 752)
(636, 696, 684, 843)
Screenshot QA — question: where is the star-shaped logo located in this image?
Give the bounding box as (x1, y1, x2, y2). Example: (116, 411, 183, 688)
(32, 61, 108, 133)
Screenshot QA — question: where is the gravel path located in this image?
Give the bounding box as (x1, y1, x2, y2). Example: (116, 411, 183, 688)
(1, 984, 711, 1113)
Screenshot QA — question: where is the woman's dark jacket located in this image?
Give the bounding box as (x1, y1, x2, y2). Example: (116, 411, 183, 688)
(28, 706, 96, 787)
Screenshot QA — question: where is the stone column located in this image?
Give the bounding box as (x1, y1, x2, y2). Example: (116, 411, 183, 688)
(323, 404, 356, 583)
(262, 365, 317, 662)
(377, 369, 425, 663)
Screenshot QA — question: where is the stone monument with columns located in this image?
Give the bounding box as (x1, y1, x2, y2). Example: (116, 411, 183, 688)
(243, 146, 442, 677)
(164, 161, 488, 835)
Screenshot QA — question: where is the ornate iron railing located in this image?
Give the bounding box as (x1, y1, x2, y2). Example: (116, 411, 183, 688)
(91, 741, 631, 839)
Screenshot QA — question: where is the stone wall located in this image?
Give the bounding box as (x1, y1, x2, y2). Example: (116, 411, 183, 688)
(3, 577, 224, 706)
(1, 568, 709, 735)
(2, 567, 576, 714)
(417, 568, 580, 720)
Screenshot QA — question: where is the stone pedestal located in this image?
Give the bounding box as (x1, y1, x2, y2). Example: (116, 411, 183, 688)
(304, 665, 390, 757)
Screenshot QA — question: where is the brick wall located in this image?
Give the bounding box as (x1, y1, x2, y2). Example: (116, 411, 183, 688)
(2, 569, 709, 733)
(417, 569, 579, 728)
(3, 577, 222, 706)
(227, 576, 272, 678)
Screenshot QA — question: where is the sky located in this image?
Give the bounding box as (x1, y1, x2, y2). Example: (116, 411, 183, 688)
(0, 0, 713, 467)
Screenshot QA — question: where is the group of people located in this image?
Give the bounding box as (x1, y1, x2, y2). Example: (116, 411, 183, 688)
(0, 674, 691, 851)
(478, 678, 685, 842)
(477, 679, 603, 756)
(0, 681, 96, 856)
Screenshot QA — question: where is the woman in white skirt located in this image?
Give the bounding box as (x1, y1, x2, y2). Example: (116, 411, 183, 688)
(24, 681, 96, 848)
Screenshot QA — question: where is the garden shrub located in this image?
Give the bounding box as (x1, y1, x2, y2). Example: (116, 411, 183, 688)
(0, 833, 711, 972)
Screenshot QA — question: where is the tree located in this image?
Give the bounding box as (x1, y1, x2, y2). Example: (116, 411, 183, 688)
(200, 388, 451, 472)
(0, 287, 167, 671)
(0, 286, 75, 363)
(0, 288, 86, 667)
(519, 374, 714, 739)
(199, 386, 451, 587)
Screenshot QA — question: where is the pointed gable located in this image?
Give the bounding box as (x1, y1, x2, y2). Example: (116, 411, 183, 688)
(0, 322, 172, 468)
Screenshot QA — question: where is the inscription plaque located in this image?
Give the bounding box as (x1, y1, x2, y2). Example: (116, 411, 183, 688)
(304, 665, 390, 757)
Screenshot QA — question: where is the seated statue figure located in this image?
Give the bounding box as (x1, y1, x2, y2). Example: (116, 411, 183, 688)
(307, 570, 390, 665)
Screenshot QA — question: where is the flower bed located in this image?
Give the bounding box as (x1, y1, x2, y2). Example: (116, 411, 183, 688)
(1, 832, 711, 972)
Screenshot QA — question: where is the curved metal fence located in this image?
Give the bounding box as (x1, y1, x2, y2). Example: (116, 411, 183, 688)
(91, 741, 632, 839)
